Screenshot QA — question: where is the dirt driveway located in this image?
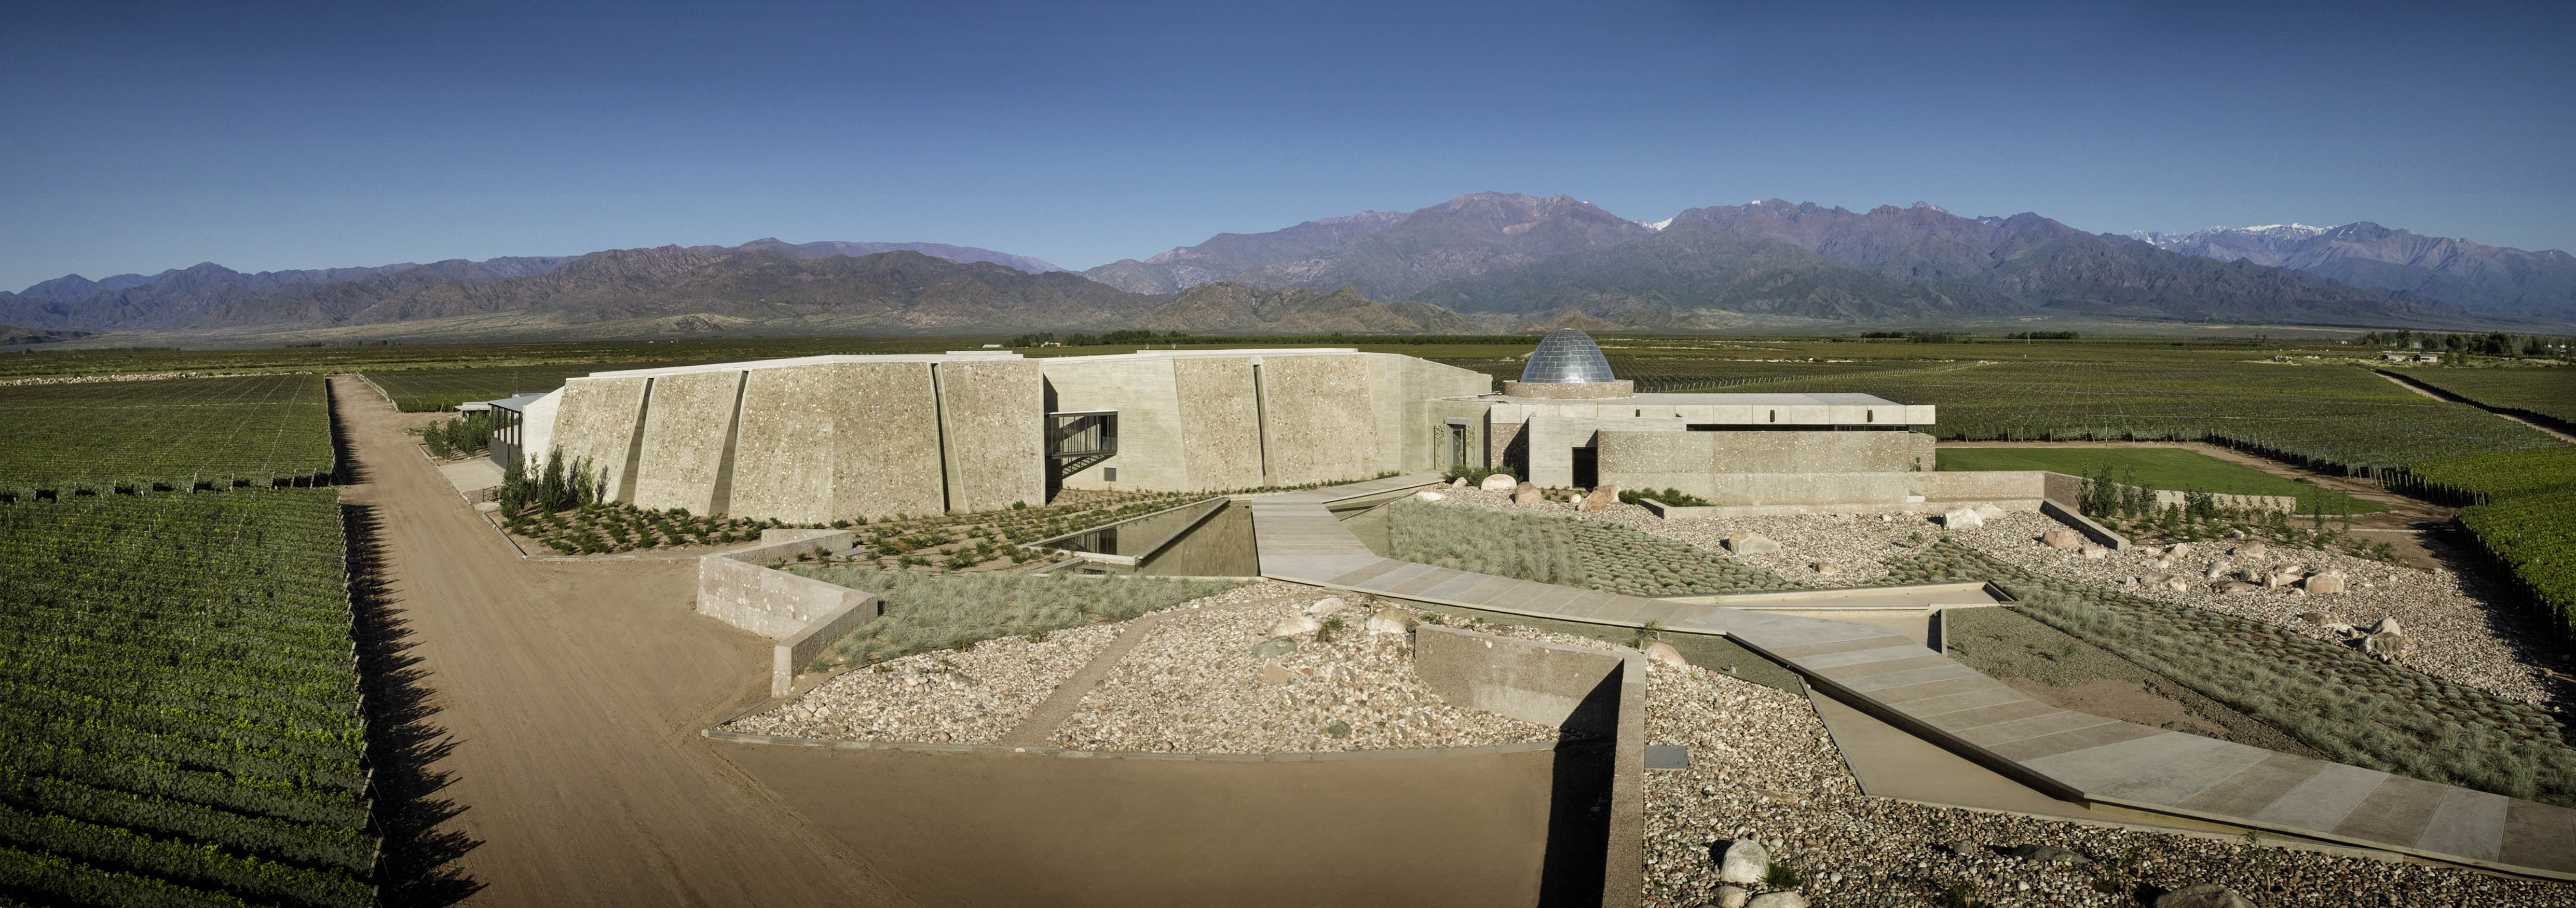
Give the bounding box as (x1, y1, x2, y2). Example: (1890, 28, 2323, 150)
(332, 375, 912, 906)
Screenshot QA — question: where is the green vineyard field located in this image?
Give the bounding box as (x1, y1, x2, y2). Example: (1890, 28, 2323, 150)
(364, 361, 714, 411)
(0, 375, 335, 497)
(0, 489, 373, 906)
(1759, 359, 2561, 471)
(2402, 366, 2576, 427)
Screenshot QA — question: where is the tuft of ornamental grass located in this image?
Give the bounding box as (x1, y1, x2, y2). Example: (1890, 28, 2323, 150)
(794, 566, 1248, 666)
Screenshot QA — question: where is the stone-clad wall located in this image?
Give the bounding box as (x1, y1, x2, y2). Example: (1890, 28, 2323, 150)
(1259, 354, 1377, 486)
(937, 360, 1045, 512)
(1044, 356, 1182, 489)
(1171, 357, 1264, 490)
(834, 364, 949, 520)
(633, 369, 747, 514)
(549, 376, 650, 492)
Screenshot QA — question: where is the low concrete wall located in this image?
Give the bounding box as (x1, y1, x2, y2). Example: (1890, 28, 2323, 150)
(1415, 625, 1645, 907)
(698, 529, 876, 695)
(1911, 470, 2047, 502)
(2040, 500, 2131, 551)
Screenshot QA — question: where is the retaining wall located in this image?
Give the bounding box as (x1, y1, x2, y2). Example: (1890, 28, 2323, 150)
(1414, 625, 1645, 908)
(697, 529, 876, 695)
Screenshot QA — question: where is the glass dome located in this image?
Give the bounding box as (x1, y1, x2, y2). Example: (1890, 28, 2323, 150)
(1519, 329, 1617, 383)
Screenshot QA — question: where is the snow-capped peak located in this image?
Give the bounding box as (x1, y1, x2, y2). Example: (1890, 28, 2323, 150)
(1640, 217, 1673, 231)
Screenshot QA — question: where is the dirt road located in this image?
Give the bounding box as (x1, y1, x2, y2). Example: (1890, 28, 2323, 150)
(332, 375, 912, 906)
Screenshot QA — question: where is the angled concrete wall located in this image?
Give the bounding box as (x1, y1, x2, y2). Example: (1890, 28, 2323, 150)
(1260, 354, 1379, 486)
(1171, 357, 1265, 490)
(1596, 428, 1932, 477)
(936, 359, 1046, 512)
(1044, 355, 1184, 490)
(835, 364, 950, 520)
(632, 369, 747, 514)
(548, 376, 651, 489)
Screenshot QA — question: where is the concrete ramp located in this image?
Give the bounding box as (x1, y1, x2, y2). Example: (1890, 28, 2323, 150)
(1246, 482, 2576, 880)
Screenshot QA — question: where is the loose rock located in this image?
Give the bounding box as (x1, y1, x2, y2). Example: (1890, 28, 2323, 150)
(2006, 843, 2090, 864)
(1744, 893, 1806, 908)
(2306, 571, 2347, 595)
(1303, 596, 1347, 616)
(1480, 473, 1518, 491)
(1512, 481, 1543, 506)
(1364, 607, 1416, 636)
(1580, 484, 1620, 513)
(2041, 529, 2081, 549)
(1708, 884, 1751, 908)
(1645, 641, 1688, 668)
(1270, 615, 1321, 637)
(1251, 636, 1297, 658)
(1724, 532, 1782, 555)
(1716, 838, 1769, 884)
(1941, 507, 1984, 529)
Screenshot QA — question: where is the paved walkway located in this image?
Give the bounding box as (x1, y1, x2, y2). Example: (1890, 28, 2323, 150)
(1247, 477, 2576, 879)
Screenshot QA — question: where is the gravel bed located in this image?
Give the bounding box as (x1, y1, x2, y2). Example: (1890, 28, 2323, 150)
(1639, 661, 2576, 907)
(1046, 590, 1564, 754)
(1428, 487, 2569, 709)
(724, 623, 1124, 745)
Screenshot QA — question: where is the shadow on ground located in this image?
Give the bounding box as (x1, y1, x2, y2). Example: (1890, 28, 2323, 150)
(347, 500, 484, 905)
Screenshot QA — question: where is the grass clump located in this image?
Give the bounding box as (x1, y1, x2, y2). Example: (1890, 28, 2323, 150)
(1387, 498, 1800, 595)
(791, 566, 1249, 665)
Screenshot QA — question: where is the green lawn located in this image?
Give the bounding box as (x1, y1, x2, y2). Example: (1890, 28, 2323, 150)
(1936, 447, 2383, 514)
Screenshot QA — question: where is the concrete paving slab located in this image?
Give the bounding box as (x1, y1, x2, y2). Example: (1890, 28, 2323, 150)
(1986, 721, 2169, 763)
(2023, 732, 2234, 792)
(1954, 710, 2120, 748)
(2502, 801, 2576, 871)
(1389, 568, 1466, 596)
(1794, 643, 1946, 671)
(1868, 675, 2018, 706)
(2176, 752, 2323, 817)
(2330, 774, 2451, 847)
(1837, 663, 1985, 693)
(2415, 787, 2510, 862)
(1370, 562, 1437, 588)
(1815, 654, 1958, 682)
(2087, 741, 2275, 806)
(1917, 697, 2061, 730)
(1764, 635, 1926, 661)
(2251, 763, 2389, 832)
(1421, 572, 1495, 601)
(1457, 575, 1520, 603)
(1904, 688, 2047, 721)
(1326, 559, 1410, 587)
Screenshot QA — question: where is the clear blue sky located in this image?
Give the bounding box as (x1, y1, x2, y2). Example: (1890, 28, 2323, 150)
(5, 0, 2570, 291)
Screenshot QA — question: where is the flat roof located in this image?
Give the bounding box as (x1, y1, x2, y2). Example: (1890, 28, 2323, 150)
(1464, 391, 1911, 407)
(581, 351, 1023, 379)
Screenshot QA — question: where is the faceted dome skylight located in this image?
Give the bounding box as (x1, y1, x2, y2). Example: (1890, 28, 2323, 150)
(1518, 329, 1617, 383)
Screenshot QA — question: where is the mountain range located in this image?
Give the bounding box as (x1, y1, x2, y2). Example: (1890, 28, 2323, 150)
(8, 195, 2566, 342)
(2131, 223, 2576, 318)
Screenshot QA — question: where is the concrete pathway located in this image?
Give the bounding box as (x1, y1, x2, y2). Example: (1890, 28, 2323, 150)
(1246, 478, 2576, 879)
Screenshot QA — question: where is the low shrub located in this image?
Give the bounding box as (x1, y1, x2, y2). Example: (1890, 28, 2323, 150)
(1387, 499, 1800, 596)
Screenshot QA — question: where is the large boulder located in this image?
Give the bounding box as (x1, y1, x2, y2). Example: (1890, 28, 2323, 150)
(2041, 529, 2082, 549)
(2263, 569, 2305, 588)
(2371, 616, 2404, 636)
(1449, 477, 1467, 487)
(1304, 596, 1348, 616)
(1365, 608, 1416, 636)
(1414, 490, 1446, 502)
(1746, 894, 1807, 908)
(1941, 508, 1984, 529)
(1512, 481, 1543, 506)
(1579, 485, 1620, 513)
(1715, 838, 1770, 884)
(2154, 883, 2258, 908)
(1270, 615, 1322, 638)
(1725, 532, 1782, 555)
(1972, 503, 2009, 521)
(2305, 571, 2347, 595)
(2167, 542, 2195, 559)
(1644, 642, 1687, 668)
(2080, 545, 2110, 560)
(1480, 473, 1518, 491)
(1709, 885, 1752, 908)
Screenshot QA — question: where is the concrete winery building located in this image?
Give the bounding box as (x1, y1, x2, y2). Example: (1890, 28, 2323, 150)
(495, 330, 1965, 522)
